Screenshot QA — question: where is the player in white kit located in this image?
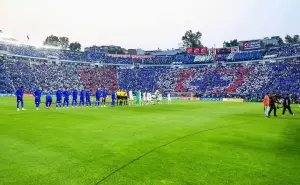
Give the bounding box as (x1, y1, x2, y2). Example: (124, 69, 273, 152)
(157, 91, 162, 104)
(167, 93, 171, 104)
(142, 91, 147, 105)
(147, 91, 152, 105)
(128, 89, 134, 106)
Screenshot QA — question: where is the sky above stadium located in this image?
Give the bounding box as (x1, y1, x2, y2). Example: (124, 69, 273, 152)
(1, 0, 299, 50)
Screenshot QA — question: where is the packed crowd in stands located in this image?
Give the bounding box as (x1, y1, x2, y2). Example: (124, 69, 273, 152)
(31, 63, 84, 93)
(77, 65, 118, 94)
(173, 55, 195, 63)
(1, 41, 300, 100)
(1, 58, 300, 99)
(4, 60, 37, 93)
(0, 61, 14, 93)
(237, 59, 300, 97)
(118, 60, 300, 99)
(132, 56, 173, 65)
(265, 44, 300, 58)
(232, 51, 263, 61)
(102, 55, 131, 64)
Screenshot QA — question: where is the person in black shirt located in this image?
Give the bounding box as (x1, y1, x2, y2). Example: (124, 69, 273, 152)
(268, 93, 277, 117)
(282, 93, 295, 116)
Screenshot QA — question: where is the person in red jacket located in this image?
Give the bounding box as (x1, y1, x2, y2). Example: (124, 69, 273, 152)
(268, 93, 277, 117)
(264, 93, 270, 118)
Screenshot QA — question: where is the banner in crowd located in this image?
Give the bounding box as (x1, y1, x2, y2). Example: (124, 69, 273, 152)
(186, 48, 193, 54)
(194, 55, 213, 62)
(216, 48, 231, 54)
(186, 47, 207, 55)
(241, 40, 262, 50)
(222, 98, 244, 102)
(200, 98, 222, 101)
(208, 48, 216, 55)
(200, 48, 208, 54)
(193, 48, 200, 54)
(231, 46, 239, 54)
(263, 54, 278, 59)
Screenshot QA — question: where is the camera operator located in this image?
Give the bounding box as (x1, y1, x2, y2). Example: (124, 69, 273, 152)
(268, 93, 277, 117)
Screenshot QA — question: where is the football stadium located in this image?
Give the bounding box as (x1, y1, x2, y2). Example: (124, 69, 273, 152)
(1, 0, 300, 184)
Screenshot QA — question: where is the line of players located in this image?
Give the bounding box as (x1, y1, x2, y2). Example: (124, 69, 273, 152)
(263, 93, 295, 118)
(15, 86, 172, 111)
(116, 89, 171, 106)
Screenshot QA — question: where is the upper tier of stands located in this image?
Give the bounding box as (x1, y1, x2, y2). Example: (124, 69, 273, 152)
(1, 42, 300, 65)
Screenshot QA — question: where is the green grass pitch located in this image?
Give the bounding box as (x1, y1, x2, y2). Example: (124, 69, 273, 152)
(0, 97, 300, 185)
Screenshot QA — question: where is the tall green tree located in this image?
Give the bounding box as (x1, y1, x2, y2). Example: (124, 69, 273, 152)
(292, 35, 300, 43)
(59, 37, 69, 49)
(108, 47, 126, 54)
(277, 37, 284, 45)
(43, 35, 60, 47)
(284, 34, 300, 44)
(269, 36, 284, 46)
(223, 39, 238, 47)
(69, 42, 81, 51)
(285, 35, 294, 44)
(182, 30, 202, 48)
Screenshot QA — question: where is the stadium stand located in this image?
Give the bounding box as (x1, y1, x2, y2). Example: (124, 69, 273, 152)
(78, 65, 118, 94)
(102, 55, 132, 64)
(31, 62, 84, 94)
(0, 61, 14, 93)
(4, 60, 37, 93)
(0, 42, 300, 99)
(265, 44, 300, 57)
(173, 55, 195, 63)
(232, 51, 263, 61)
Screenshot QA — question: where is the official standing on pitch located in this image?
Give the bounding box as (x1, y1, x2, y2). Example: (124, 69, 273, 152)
(268, 93, 277, 117)
(282, 93, 295, 116)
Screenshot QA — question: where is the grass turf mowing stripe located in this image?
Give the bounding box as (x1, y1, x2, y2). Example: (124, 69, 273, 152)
(95, 120, 253, 184)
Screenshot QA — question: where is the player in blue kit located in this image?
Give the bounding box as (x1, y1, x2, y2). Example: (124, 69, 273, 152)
(63, 87, 70, 108)
(79, 88, 85, 107)
(56, 87, 63, 109)
(15, 86, 25, 111)
(85, 88, 92, 107)
(72, 88, 78, 108)
(34, 87, 42, 110)
(102, 88, 107, 107)
(111, 90, 116, 107)
(45, 92, 52, 109)
(95, 88, 101, 107)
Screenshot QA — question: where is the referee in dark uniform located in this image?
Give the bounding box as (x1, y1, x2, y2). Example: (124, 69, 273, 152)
(282, 93, 295, 116)
(268, 93, 277, 117)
